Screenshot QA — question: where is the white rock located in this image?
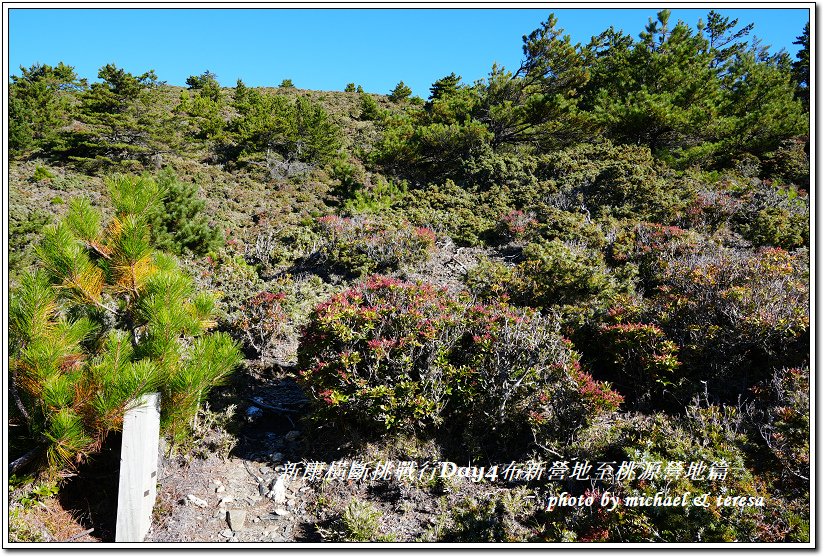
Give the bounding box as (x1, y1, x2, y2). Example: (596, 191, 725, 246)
(270, 476, 288, 505)
(187, 494, 208, 508)
(216, 485, 226, 493)
(274, 508, 290, 516)
(227, 509, 247, 531)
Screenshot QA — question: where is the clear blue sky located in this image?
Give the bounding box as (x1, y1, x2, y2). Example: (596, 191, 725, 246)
(8, 7, 810, 97)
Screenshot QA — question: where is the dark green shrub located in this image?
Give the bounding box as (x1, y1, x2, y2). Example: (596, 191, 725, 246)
(311, 215, 436, 277)
(516, 239, 627, 310)
(230, 92, 341, 175)
(734, 183, 809, 250)
(763, 137, 809, 186)
(400, 180, 498, 246)
(538, 141, 689, 222)
(343, 177, 407, 214)
(388, 81, 412, 102)
(359, 93, 381, 120)
(531, 205, 608, 250)
(147, 170, 224, 255)
(461, 148, 539, 193)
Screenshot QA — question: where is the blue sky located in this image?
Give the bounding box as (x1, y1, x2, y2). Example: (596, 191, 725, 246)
(8, 7, 810, 97)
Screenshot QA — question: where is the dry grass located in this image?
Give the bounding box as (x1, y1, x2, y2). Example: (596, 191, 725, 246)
(10, 498, 97, 543)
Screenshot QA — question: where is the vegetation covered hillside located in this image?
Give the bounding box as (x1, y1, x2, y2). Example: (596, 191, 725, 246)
(8, 11, 810, 543)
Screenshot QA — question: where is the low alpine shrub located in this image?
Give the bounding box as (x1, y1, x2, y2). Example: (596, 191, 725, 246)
(297, 276, 621, 455)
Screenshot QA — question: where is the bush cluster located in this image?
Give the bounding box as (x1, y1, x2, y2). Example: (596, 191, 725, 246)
(297, 276, 621, 455)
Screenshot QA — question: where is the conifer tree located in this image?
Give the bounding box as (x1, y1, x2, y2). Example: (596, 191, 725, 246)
(792, 22, 810, 110)
(147, 169, 223, 255)
(9, 175, 242, 476)
(9, 62, 86, 158)
(230, 91, 341, 173)
(65, 64, 176, 170)
(388, 81, 412, 102)
(177, 70, 226, 140)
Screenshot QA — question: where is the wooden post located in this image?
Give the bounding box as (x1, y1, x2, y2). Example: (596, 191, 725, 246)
(115, 393, 161, 542)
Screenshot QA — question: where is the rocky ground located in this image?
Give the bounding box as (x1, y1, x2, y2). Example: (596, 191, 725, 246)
(140, 372, 536, 544)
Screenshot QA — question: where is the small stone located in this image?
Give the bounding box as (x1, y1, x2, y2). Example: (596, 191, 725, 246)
(270, 476, 288, 505)
(274, 508, 290, 516)
(284, 430, 301, 442)
(220, 529, 233, 538)
(258, 483, 268, 496)
(187, 494, 208, 508)
(286, 499, 295, 508)
(215, 485, 226, 493)
(260, 466, 272, 475)
(219, 496, 234, 506)
(299, 487, 311, 493)
(253, 517, 261, 523)
(227, 509, 247, 531)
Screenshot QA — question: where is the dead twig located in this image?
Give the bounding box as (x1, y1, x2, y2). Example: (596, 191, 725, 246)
(61, 528, 95, 542)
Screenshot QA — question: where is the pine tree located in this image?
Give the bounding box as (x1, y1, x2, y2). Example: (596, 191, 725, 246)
(388, 81, 412, 102)
(9, 175, 242, 477)
(586, 11, 722, 153)
(723, 47, 808, 158)
(64, 64, 176, 170)
(792, 22, 810, 110)
(230, 91, 341, 174)
(9, 62, 86, 158)
(701, 10, 753, 69)
(147, 169, 223, 255)
(177, 70, 226, 140)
